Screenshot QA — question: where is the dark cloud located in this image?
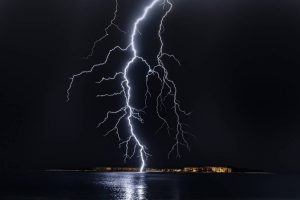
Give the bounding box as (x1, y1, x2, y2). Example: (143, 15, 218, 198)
(1, 0, 300, 172)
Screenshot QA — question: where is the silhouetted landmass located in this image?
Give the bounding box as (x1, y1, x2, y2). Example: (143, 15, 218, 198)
(42, 166, 269, 174)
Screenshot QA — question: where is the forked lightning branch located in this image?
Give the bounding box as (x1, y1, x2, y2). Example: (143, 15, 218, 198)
(67, 0, 191, 172)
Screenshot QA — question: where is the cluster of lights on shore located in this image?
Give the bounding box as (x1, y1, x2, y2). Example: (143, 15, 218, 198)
(67, 0, 191, 172)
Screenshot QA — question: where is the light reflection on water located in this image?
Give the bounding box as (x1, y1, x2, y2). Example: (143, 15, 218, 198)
(96, 172, 147, 200)
(3, 172, 300, 199)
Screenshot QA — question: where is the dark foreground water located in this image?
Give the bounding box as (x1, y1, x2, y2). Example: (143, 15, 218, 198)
(1, 172, 300, 199)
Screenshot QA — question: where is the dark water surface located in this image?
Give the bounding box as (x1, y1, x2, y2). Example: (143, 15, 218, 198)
(1, 172, 300, 199)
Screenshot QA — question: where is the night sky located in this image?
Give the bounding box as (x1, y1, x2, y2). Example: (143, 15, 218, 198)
(1, 0, 300, 173)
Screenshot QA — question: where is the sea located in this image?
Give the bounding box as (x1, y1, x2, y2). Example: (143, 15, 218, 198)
(1, 172, 300, 199)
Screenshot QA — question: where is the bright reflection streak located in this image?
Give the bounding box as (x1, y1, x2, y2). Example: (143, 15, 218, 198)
(97, 172, 146, 200)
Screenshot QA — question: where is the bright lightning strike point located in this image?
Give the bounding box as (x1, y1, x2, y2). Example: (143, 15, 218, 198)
(67, 0, 191, 173)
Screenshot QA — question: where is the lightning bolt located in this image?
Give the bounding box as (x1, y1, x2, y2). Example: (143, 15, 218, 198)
(67, 0, 191, 172)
